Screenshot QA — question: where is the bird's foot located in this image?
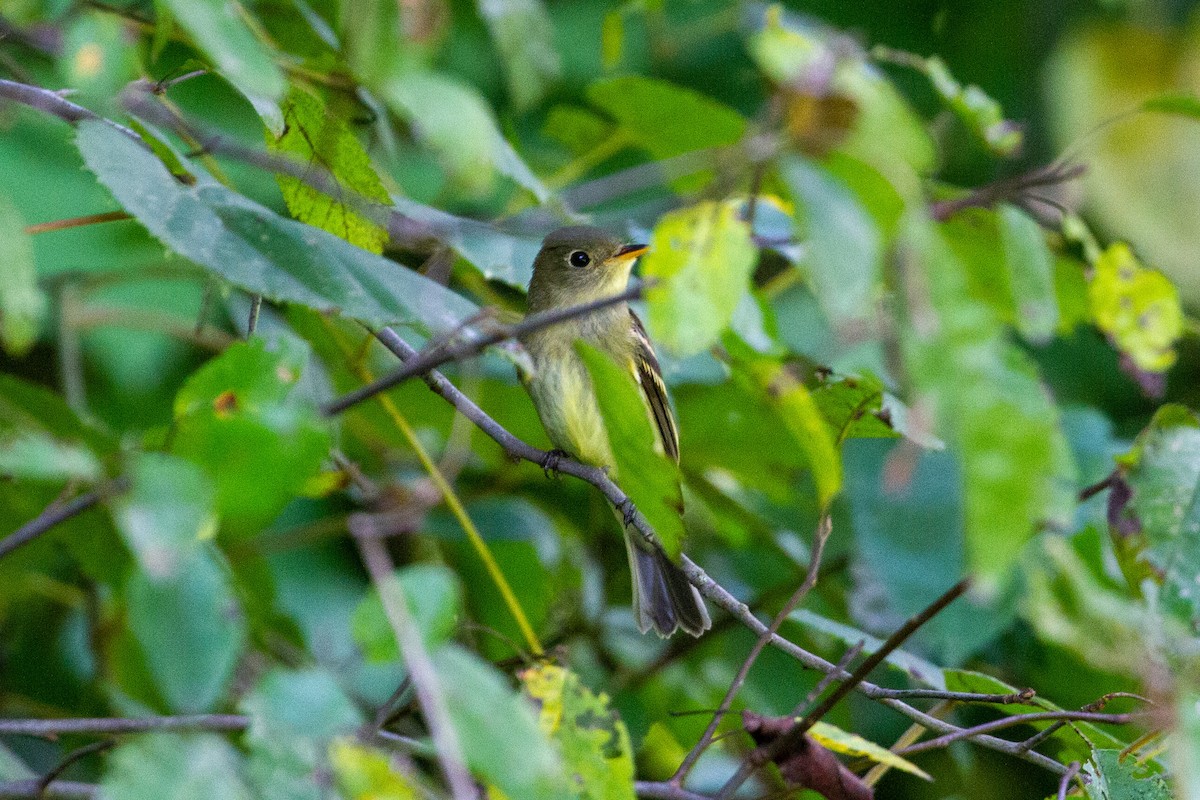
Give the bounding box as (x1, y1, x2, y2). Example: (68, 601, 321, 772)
(541, 448, 569, 479)
(617, 498, 637, 528)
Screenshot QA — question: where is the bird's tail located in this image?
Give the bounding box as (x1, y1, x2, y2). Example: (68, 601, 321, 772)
(623, 529, 711, 638)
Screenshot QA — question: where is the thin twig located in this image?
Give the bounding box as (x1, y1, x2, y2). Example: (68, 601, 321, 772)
(895, 710, 1149, 757)
(34, 740, 113, 796)
(796, 640, 864, 714)
(671, 515, 832, 784)
(0, 478, 129, 560)
(1058, 761, 1082, 800)
(322, 283, 644, 416)
(0, 779, 96, 799)
(0, 78, 140, 142)
(24, 211, 131, 236)
(354, 535, 476, 800)
(0, 715, 246, 737)
(634, 781, 711, 800)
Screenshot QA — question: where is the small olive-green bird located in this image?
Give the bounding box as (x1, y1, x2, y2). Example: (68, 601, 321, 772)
(521, 225, 711, 637)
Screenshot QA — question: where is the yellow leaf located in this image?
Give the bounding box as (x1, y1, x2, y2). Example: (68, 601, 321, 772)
(809, 721, 932, 781)
(329, 738, 419, 800)
(1087, 242, 1183, 373)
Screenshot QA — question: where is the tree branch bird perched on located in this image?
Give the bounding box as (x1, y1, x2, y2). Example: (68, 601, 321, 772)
(521, 225, 711, 637)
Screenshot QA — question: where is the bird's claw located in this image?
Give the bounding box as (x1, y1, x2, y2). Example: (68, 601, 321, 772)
(617, 498, 636, 527)
(541, 448, 569, 479)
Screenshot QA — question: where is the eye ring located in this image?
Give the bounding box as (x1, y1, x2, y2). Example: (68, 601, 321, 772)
(568, 250, 591, 268)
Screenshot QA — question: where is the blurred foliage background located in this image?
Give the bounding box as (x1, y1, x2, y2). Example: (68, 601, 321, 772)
(0, 0, 1198, 798)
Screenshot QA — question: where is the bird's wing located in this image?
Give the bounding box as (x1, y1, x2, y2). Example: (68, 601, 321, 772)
(629, 310, 680, 462)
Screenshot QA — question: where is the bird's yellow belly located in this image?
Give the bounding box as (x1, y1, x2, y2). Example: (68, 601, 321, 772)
(528, 353, 615, 468)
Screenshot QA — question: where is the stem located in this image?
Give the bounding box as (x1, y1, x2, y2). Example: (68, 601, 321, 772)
(25, 211, 131, 236)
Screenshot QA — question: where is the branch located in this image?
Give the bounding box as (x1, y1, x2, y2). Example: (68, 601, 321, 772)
(0, 477, 129, 560)
(0, 779, 96, 799)
(322, 283, 645, 416)
(0, 715, 246, 737)
(634, 781, 711, 800)
(0, 78, 140, 142)
(895, 710, 1150, 757)
(354, 534, 476, 800)
(1059, 761, 1082, 800)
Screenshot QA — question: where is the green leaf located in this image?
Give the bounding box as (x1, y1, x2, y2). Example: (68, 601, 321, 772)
(171, 338, 330, 533)
(781, 156, 882, 334)
(161, 0, 286, 105)
(241, 667, 364, 800)
(640, 201, 758, 358)
(586, 76, 747, 160)
(1088, 242, 1183, 374)
(998, 203, 1058, 344)
(576, 342, 686, 560)
(1142, 92, 1200, 119)
(340, 0, 402, 87)
(113, 453, 216, 578)
(809, 721, 931, 781)
(737, 357, 841, 509)
(383, 70, 549, 201)
(897, 52, 1023, 156)
(76, 119, 480, 335)
(1084, 749, 1171, 800)
(0, 432, 101, 482)
(477, 0, 561, 111)
(433, 644, 567, 799)
(60, 11, 139, 112)
(901, 213, 1075, 589)
(101, 733, 253, 800)
(1121, 405, 1200, 621)
(0, 194, 45, 356)
(542, 106, 615, 156)
(126, 544, 246, 713)
(271, 90, 391, 254)
(520, 663, 635, 800)
(352, 564, 462, 660)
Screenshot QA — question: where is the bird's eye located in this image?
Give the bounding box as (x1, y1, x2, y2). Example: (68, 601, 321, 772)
(569, 250, 591, 268)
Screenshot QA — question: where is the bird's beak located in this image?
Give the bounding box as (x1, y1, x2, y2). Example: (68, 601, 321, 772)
(614, 243, 649, 260)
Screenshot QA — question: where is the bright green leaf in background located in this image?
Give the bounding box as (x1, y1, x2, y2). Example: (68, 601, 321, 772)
(353, 564, 462, 659)
(998, 203, 1058, 344)
(901, 213, 1075, 589)
(640, 201, 757, 358)
(1084, 749, 1171, 800)
(1120, 405, 1200, 623)
(477, 0, 561, 111)
(102, 733, 253, 800)
(161, 0, 286, 122)
(521, 663, 636, 800)
(433, 645, 568, 799)
(330, 738, 420, 800)
(586, 75, 747, 161)
(60, 11, 139, 112)
(781, 156, 882, 336)
(576, 342, 686, 560)
(171, 338, 330, 533)
(0, 432, 100, 483)
(77, 120, 480, 335)
(383, 70, 549, 201)
(113, 453, 216, 578)
(1088, 242, 1183, 374)
(271, 90, 392, 254)
(0, 195, 45, 356)
(241, 667, 364, 800)
(126, 552, 246, 714)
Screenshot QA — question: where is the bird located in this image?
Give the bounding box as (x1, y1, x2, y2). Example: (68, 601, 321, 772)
(520, 225, 711, 637)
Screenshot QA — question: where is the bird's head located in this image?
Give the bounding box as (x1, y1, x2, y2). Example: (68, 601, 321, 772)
(529, 225, 648, 310)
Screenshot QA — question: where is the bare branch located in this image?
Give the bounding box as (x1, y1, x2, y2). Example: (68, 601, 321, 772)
(634, 781, 711, 800)
(323, 282, 645, 417)
(1059, 761, 1082, 800)
(354, 534, 476, 800)
(0, 78, 140, 142)
(0, 477, 129, 560)
(896, 710, 1150, 757)
(0, 715, 246, 737)
(0, 779, 96, 799)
